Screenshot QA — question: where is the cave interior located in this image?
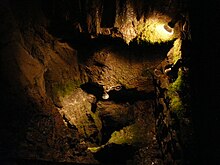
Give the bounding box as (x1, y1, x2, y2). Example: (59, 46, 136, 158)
(0, 0, 220, 165)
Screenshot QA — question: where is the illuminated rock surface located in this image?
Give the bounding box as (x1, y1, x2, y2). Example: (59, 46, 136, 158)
(0, 0, 196, 164)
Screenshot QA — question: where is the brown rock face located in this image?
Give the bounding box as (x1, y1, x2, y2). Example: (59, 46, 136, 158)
(0, 0, 194, 164)
(85, 46, 158, 93)
(59, 89, 102, 145)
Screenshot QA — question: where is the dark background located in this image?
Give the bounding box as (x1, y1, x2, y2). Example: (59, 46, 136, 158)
(189, 0, 220, 164)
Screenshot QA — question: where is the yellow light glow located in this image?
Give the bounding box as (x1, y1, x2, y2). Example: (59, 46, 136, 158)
(156, 23, 174, 36)
(136, 13, 176, 43)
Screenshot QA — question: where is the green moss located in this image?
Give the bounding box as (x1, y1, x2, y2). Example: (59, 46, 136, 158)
(166, 38, 184, 114)
(173, 39, 182, 64)
(52, 80, 82, 97)
(168, 69, 184, 92)
(167, 69, 185, 114)
(108, 123, 146, 145)
(136, 17, 176, 44)
(87, 122, 148, 153)
(88, 146, 104, 153)
(170, 95, 184, 111)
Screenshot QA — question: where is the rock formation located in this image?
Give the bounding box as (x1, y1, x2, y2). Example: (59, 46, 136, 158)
(0, 0, 194, 164)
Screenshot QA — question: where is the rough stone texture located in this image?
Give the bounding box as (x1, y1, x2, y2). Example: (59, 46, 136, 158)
(0, 1, 94, 163)
(59, 89, 102, 145)
(97, 101, 134, 130)
(84, 46, 164, 95)
(153, 39, 194, 164)
(0, 0, 194, 164)
(88, 100, 162, 164)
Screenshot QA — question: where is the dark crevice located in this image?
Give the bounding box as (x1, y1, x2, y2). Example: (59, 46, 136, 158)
(81, 82, 155, 104)
(100, 119, 135, 145)
(62, 115, 78, 131)
(91, 102, 97, 113)
(100, 0, 116, 28)
(80, 82, 104, 100)
(129, 39, 174, 58)
(3, 158, 96, 165)
(93, 144, 136, 164)
(108, 87, 155, 104)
